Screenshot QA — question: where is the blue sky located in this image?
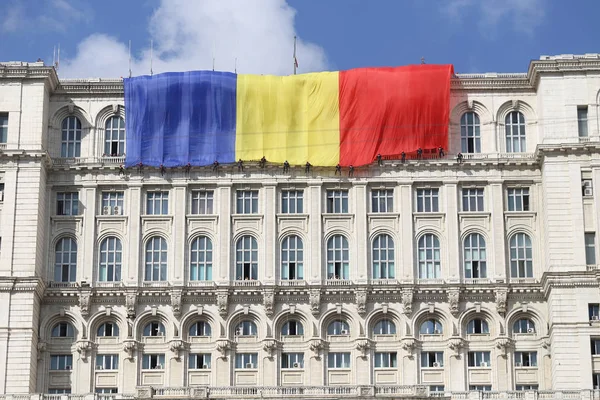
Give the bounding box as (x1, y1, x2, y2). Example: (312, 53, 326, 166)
(1, 0, 599, 78)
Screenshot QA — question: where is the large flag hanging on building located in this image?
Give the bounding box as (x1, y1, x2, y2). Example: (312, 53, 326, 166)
(124, 64, 454, 168)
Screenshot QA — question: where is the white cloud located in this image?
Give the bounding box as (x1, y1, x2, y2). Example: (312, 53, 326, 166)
(1, 0, 90, 34)
(442, 0, 546, 36)
(59, 0, 328, 79)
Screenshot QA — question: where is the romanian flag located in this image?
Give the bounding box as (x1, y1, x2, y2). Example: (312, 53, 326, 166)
(124, 64, 454, 168)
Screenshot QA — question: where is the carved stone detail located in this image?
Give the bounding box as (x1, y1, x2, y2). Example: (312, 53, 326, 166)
(448, 336, 465, 357)
(400, 337, 418, 356)
(126, 292, 137, 319)
(355, 288, 367, 315)
(123, 340, 137, 360)
(262, 339, 279, 358)
(355, 338, 371, 358)
(495, 337, 514, 357)
(37, 342, 47, 360)
(217, 289, 229, 317)
(76, 340, 94, 360)
(170, 289, 182, 318)
(263, 288, 275, 317)
(216, 339, 233, 359)
(309, 339, 327, 358)
(78, 290, 91, 318)
(402, 288, 413, 315)
(310, 289, 321, 315)
(112, 104, 120, 115)
(448, 288, 460, 316)
(169, 339, 185, 359)
(495, 288, 508, 316)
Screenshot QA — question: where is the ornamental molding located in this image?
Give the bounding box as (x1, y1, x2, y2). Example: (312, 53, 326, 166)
(262, 339, 280, 358)
(170, 289, 182, 318)
(76, 340, 94, 360)
(495, 336, 515, 357)
(123, 340, 137, 360)
(400, 337, 418, 356)
(310, 289, 321, 315)
(448, 336, 466, 357)
(216, 339, 234, 359)
(309, 339, 327, 358)
(217, 289, 229, 317)
(78, 289, 92, 318)
(169, 339, 185, 359)
(263, 288, 275, 317)
(355, 338, 372, 358)
(355, 288, 367, 315)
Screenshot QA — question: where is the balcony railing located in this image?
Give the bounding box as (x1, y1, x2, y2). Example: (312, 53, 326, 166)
(47, 281, 79, 288)
(233, 280, 261, 287)
(52, 156, 125, 166)
(325, 279, 353, 286)
(278, 279, 307, 287)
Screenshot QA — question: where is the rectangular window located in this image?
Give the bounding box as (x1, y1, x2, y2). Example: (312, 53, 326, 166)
(326, 190, 349, 213)
(583, 179, 594, 197)
(462, 188, 484, 212)
(416, 188, 439, 212)
(48, 389, 72, 394)
(101, 191, 124, 215)
(191, 190, 214, 214)
(328, 352, 351, 369)
(430, 386, 445, 393)
(371, 189, 394, 213)
(142, 354, 165, 370)
(146, 191, 169, 215)
(0, 182, 4, 202)
(235, 353, 258, 369)
(516, 385, 538, 391)
(281, 353, 304, 368)
(467, 351, 491, 367)
(57, 192, 79, 216)
(592, 339, 600, 355)
(590, 304, 600, 320)
(594, 373, 600, 389)
(236, 190, 259, 214)
(374, 352, 397, 368)
(507, 188, 530, 211)
(578, 106, 589, 137)
(420, 351, 444, 368)
(469, 386, 492, 392)
(514, 351, 537, 367)
(50, 355, 73, 370)
(0, 113, 7, 143)
(95, 354, 119, 370)
(188, 353, 212, 369)
(586, 233, 597, 265)
(281, 190, 304, 214)
(95, 388, 118, 394)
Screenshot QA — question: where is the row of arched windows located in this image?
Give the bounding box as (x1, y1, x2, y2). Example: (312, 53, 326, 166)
(49, 317, 537, 341)
(52, 232, 534, 283)
(460, 111, 527, 154)
(57, 111, 529, 159)
(59, 115, 125, 158)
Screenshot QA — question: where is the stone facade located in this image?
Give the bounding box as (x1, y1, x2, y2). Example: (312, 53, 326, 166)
(1, 55, 600, 398)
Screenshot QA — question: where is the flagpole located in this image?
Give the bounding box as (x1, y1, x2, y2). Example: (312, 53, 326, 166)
(293, 35, 297, 75)
(128, 40, 132, 78)
(150, 39, 154, 76)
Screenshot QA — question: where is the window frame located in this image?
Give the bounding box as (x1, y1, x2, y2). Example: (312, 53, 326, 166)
(142, 354, 165, 370)
(420, 351, 444, 368)
(236, 190, 259, 214)
(281, 235, 304, 280)
(146, 191, 169, 215)
(57, 192, 79, 216)
(416, 188, 439, 213)
(328, 352, 351, 369)
(191, 190, 214, 215)
(418, 234, 441, 279)
(374, 352, 398, 368)
(505, 111, 526, 153)
(61, 116, 82, 158)
(371, 189, 394, 213)
(190, 236, 213, 281)
(463, 233, 487, 279)
(326, 235, 350, 280)
(281, 190, 304, 214)
(235, 353, 258, 369)
(507, 188, 530, 212)
(514, 351, 537, 367)
(460, 112, 481, 154)
(144, 236, 168, 282)
(54, 237, 77, 283)
(467, 351, 491, 367)
(235, 320, 257, 336)
(578, 106, 589, 138)
(586, 233, 597, 266)
(509, 233, 533, 278)
(462, 188, 484, 212)
(281, 320, 304, 336)
(281, 352, 305, 369)
(420, 319, 443, 335)
(143, 321, 166, 337)
(0, 112, 8, 143)
(101, 191, 124, 215)
(96, 354, 119, 370)
(373, 319, 396, 335)
(467, 318, 490, 334)
(98, 236, 122, 282)
(189, 353, 212, 369)
(104, 116, 125, 156)
(236, 235, 258, 280)
(189, 321, 212, 337)
(50, 354, 73, 370)
(327, 320, 350, 336)
(97, 322, 119, 337)
(372, 234, 395, 279)
(326, 189, 349, 213)
(513, 319, 535, 334)
(51, 322, 75, 338)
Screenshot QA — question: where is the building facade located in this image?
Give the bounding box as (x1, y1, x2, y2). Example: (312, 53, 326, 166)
(1, 55, 600, 399)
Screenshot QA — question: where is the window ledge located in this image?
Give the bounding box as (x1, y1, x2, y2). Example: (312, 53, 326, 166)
(458, 212, 491, 217)
(231, 214, 263, 218)
(413, 212, 445, 218)
(504, 211, 536, 217)
(276, 213, 309, 219)
(367, 212, 400, 218)
(96, 215, 127, 220)
(141, 214, 173, 219)
(322, 213, 354, 218)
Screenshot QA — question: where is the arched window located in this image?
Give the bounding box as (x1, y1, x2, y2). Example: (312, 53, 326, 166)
(235, 321, 257, 336)
(55, 237, 77, 282)
(327, 320, 350, 335)
(513, 319, 536, 334)
(505, 111, 526, 153)
(373, 319, 396, 335)
(51, 322, 74, 338)
(143, 321, 165, 337)
(281, 320, 304, 336)
(418, 234, 440, 279)
(420, 319, 443, 335)
(467, 318, 489, 334)
(190, 236, 212, 281)
(327, 235, 349, 280)
(236, 236, 258, 280)
(509, 233, 533, 278)
(145, 237, 167, 282)
(61, 116, 81, 157)
(372, 234, 395, 279)
(281, 235, 303, 280)
(97, 322, 119, 337)
(460, 112, 481, 153)
(99, 236, 122, 282)
(104, 116, 125, 156)
(464, 233, 486, 279)
(189, 321, 211, 337)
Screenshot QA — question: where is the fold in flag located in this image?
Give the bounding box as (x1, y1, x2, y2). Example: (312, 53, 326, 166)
(124, 64, 454, 168)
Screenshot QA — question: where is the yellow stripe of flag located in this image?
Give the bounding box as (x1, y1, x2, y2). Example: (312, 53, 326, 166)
(235, 72, 340, 166)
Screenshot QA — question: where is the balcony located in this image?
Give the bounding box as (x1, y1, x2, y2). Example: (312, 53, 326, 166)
(233, 280, 261, 287)
(51, 156, 125, 167)
(279, 280, 307, 287)
(142, 281, 170, 288)
(325, 279, 353, 286)
(47, 281, 79, 289)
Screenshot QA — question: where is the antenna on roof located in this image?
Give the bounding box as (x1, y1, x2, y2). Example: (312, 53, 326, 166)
(56, 44, 60, 70)
(150, 39, 154, 76)
(53, 46, 56, 68)
(128, 40, 132, 78)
